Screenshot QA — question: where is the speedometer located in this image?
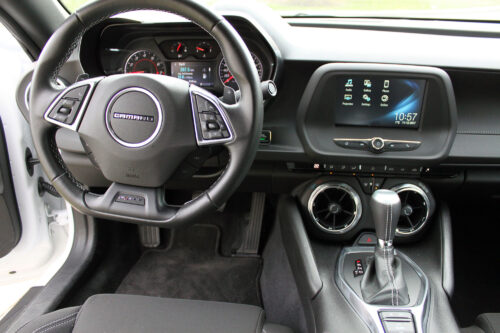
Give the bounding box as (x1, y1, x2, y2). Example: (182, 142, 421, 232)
(124, 50, 166, 75)
(218, 53, 263, 90)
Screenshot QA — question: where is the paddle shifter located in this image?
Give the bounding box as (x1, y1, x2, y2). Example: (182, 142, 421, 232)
(360, 189, 410, 306)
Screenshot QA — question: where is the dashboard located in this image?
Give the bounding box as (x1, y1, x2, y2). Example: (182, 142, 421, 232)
(16, 4, 500, 189)
(81, 19, 277, 95)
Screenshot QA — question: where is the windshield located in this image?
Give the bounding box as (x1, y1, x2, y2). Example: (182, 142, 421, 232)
(60, 0, 500, 22)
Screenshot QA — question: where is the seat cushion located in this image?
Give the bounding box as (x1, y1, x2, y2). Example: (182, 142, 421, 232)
(73, 294, 264, 333)
(17, 294, 293, 333)
(15, 306, 80, 333)
(476, 313, 500, 333)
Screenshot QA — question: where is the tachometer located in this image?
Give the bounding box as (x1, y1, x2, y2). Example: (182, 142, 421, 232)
(218, 53, 263, 90)
(124, 50, 166, 75)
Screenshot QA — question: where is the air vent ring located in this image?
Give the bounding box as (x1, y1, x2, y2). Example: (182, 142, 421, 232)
(391, 183, 431, 237)
(307, 183, 362, 234)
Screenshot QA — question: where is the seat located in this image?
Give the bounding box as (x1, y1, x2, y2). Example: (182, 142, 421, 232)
(16, 294, 293, 333)
(462, 314, 500, 333)
(474, 313, 500, 333)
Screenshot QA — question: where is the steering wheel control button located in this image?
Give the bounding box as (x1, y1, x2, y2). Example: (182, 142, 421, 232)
(190, 87, 233, 145)
(44, 79, 102, 131)
(206, 121, 220, 130)
(106, 87, 162, 148)
(116, 194, 145, 206)
(48, 85, 92, 125)
(371, 137, 385, 150)
(62, 85, 89, 101)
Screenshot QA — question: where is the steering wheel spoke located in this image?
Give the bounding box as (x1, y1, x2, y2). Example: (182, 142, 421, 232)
(189, 85, 235, 146)
(44, 77, 102, 131)
(84, 183, 178, 223)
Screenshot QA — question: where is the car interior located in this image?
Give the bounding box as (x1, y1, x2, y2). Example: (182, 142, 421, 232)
(0, 0, 499, 332)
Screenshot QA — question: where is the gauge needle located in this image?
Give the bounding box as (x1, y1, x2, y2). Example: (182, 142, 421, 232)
(196, 47, 205, 52)
(131, 71, 145, 73)
(177, 43, 182, 52)
(224, 75, 234, 84)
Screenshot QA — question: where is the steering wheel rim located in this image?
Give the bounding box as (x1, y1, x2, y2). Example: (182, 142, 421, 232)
(29, 0, 263, 227)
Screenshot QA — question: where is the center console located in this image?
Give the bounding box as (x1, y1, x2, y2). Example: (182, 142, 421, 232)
(273, 184, 458, 333)
(263, 63, 460, 333)
(335, 189, 430, 333)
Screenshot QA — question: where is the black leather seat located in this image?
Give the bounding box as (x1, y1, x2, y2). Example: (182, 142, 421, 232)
(16, 294, 292, 333)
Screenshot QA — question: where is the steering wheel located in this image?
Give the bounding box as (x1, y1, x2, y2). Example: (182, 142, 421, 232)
(29, 0, 263, 227)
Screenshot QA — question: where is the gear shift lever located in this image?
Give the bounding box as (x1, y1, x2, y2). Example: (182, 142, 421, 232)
(361, 189, 410, 306)
(371, 190, 401, 248)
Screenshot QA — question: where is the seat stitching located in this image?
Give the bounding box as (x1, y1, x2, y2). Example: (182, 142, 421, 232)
(35, 316, 77, 333)
(30, 311, 78, 333)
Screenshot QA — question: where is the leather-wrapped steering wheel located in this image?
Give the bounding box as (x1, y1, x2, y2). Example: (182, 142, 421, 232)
(29, 0, 263, 227)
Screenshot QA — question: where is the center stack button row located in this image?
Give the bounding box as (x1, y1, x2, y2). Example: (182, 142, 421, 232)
(334, 137, 421, 153)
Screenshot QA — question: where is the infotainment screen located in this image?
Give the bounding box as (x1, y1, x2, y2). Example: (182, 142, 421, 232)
(334, 76, 426, 129)
(171, 62, 214, 87)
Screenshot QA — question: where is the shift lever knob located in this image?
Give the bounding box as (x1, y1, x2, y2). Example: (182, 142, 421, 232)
(370, 190, 401, 247)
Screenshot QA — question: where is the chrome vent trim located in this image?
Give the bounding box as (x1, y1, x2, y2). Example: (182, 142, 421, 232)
(307, 182, 362, 234)
(391, 184, 431, 237)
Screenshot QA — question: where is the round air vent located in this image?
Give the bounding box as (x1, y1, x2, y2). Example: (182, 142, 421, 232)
(391, 184, 432, 237)
(307, 183, 362, 234)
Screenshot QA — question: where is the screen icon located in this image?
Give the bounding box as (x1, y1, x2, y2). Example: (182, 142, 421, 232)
(344, 94, 352, 101)
(362, 94, 371, 102)
(381, 94, 389, 102)
(364, 79, 372, 88)
(383, 80, 390, 89)
(345, 79, 353, 88)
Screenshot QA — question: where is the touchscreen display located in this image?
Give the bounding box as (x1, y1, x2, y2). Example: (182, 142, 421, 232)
(171, 62, 214, 87)
(334, 76, 426, 129)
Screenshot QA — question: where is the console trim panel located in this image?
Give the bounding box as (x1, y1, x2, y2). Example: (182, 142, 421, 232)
(335, 246, 430, 333)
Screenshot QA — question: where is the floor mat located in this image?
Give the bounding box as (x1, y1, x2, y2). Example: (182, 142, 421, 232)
(116, 224, 262, 306)
(449, 196, 500, 327)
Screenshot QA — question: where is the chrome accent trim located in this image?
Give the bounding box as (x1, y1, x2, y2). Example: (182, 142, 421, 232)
(105, 87, 163, 148)
(43, 77, 101, 131)
(307, 182, 362, 235)
(371, 137, 385, 150)
(189, 84, 235, 146)
(377, 239, 393, 249)
(333, 137, 422, 145)
(335, 246, 430, 333)
(391, 184, 431, 237)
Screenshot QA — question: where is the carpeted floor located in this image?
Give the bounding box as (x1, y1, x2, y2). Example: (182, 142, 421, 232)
(449, 196, 500, 327)
(116, 224, 262, 306)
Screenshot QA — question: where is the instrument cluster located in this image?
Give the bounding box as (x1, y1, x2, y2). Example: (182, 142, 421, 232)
(101, 36, 270, 93)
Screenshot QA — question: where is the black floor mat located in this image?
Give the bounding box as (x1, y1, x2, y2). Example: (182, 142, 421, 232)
(449, 195, 500, 327)
(116, 224, 262, 306)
